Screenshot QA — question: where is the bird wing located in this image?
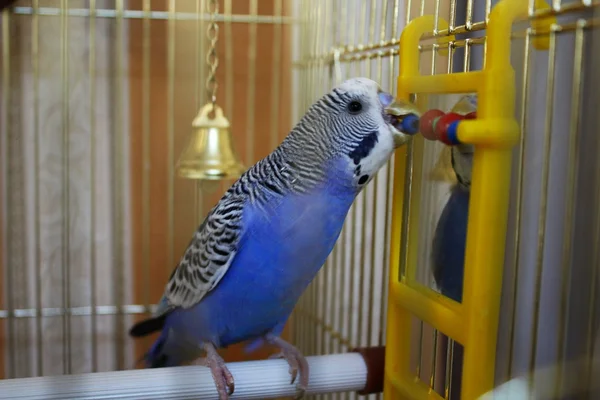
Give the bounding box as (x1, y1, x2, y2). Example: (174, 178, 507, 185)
(162, 194, 246, 310)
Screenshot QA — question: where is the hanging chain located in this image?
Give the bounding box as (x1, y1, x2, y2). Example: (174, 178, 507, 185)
(206, 0, 219, 112)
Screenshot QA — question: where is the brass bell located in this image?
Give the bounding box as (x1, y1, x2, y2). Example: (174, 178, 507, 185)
(176, 103, 245, 181)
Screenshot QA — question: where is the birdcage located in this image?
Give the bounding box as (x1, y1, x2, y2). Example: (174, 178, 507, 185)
(1, 0, 600, 399)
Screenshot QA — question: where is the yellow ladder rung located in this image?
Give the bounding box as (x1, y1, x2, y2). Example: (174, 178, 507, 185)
(399, 71, 485, 95)
(387, 373, 446, 400)
(391, 281, 465, 344)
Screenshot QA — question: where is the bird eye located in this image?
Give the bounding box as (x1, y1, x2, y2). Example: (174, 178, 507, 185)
(347, 101, 363, 114)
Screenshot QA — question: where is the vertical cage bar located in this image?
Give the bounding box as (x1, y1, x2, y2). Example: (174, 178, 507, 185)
(554, 20, 585, 398)
(167, 0, 175, 275)
(294, 0, 303, 333)
(326, 1, 336, 381)
(348, 57, 360, 352)
(142, 0, 151, 311)
(429, 328, 439, 390)
(431, 45, 438, 75)
(60, 0, 72, 375)
(350, 43, 362, 400)
(398, 147, 414, 291)
(369, 0, 377, 44)
(447, 42, 455, 73)
(379, 54, 396, 348)
(88, 0, 98, 373)
(224, 0, 233, 118)
(339, 0, 347, 47)
(319, 0, 330, 369)
(327, 6, 341, 398)
(335, 0, 346, 358)
(552, 0, 562, 10)
(434, 0, 441, 33)
(114, 0, 125, 371)
(381, 0, 389, 42)
(193, 0, 200, 223)
(299, 0, 307, 355)
(269, 0, 283, 151)
(318, 0, 330, 362)
(335, 0, 348, 361)
(393, 0, 401, 38)
(310, 0, 322, 359)
(222, 0, 231, 115)
(355, 0, 369, 353)
(1, 6, 15, 380)
(245, 0, 258, 165)
(507, 29, 532, 381)
(528, 0, 536, 17)
(485, 0, 492, 23)
(359, 0, 367, 47)
(314, 0, 325, 361)
(449, 0, 458, 32)
(366, 53, 382, 349)
(195, 0, 206, 222)
(31, 0, 43, 377)
(464, 40, 472, 74)
(466, 0, 475, 29)
(529, 28, 557, 396)
(196, 0, 202, 112)
(444, 339, 455, 399)
(329, 7, 336, 368)
(345, 206, 357, 349)
(406, 0, 413, 24)
(299, 0, 309, 356)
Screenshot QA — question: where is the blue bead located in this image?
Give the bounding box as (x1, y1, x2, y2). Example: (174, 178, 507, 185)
(447, 121, 461, 145)
(401, 114, 420, 135)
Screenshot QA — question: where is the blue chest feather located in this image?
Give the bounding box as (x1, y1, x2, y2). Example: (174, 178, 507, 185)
(167, 165, 356, 348)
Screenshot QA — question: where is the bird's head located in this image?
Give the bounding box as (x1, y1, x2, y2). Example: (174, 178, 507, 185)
(295, 77, 415, 190)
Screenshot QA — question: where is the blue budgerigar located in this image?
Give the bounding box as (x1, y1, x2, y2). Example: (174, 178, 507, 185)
(129, 78, 414, 399)
(431, 94, 476, 302)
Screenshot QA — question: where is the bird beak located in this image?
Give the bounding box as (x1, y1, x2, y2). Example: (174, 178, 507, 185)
(382, 96, 422, 148)
(388, 121, 411, 148)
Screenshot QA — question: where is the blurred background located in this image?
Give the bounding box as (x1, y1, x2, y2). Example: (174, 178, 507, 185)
(0, 0, 398, 389)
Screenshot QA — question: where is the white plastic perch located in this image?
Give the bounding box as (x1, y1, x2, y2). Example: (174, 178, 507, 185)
(0, 353, 369, 399)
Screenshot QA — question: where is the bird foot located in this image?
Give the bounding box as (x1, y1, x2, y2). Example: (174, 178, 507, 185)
(197, 343, 235, 400)
(266, 335, 309, 399)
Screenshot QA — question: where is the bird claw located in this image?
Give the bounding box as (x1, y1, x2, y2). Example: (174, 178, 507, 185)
(267, 336, 309, 399)
(268, 351, 299, 385)
(198, 345, 235, 400)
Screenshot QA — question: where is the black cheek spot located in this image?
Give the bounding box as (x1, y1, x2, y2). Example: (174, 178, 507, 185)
(348, 131, 379, 165)
(358, 175, 369, 185)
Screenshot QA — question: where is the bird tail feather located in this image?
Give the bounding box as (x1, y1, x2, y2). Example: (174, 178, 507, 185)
(129, 314, 171, 369)
(129, 314, 167, 338)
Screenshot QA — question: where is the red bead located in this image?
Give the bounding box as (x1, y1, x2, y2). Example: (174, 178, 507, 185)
(435, 112, 464, 144)
(464, 111, 477, 119)
(419, 109, 445, 141)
